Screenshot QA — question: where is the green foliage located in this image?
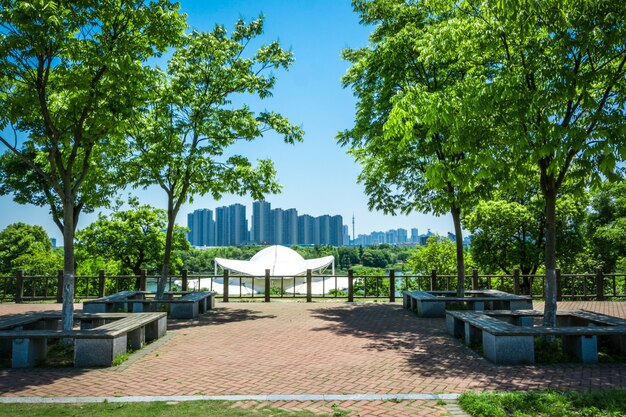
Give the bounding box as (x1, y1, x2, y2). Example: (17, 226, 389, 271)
(0, 0, 186, 325)
(408, 235, 472, 276)
(587, 182, 626, 273)
(361, 248, 392, 268)
(0, 223, 61, 275)
(459, 390, 626, 417)
(76, 200, 188, 276)
(465, 199, 542, 273)
(128, 17, 303, 296)
(0, 0, 186, 231)
(534, 337, 571, 364)
(339, 1, 497, 218)
(0, 401, 324, 417)
(421, 0, 626, 321)
(464, 191, 588, 277)
(340, 1, 504, 294)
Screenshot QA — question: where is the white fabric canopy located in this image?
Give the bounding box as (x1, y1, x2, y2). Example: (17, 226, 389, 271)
(215, 245, 334, 276)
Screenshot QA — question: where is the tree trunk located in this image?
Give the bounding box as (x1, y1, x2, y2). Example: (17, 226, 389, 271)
(132, 267, 142, 290)
(61, 198, 76, 333)
(542, 174, 558, 327)
(156, 201, 177, 300)
(451, 205, 465, 297)
(521, 267, 532, 295)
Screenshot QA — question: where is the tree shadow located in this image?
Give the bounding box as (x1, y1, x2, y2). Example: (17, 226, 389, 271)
(167, 306, 277, 330)
(309, 303, 626, 391)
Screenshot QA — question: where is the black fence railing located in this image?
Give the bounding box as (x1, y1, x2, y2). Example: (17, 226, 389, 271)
(1, 268, 625, 303)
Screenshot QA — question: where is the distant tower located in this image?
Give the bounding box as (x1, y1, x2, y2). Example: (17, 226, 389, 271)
(352, 213, 355, 245)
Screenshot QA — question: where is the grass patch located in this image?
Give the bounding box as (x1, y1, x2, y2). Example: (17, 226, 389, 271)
(534, 336, 571, 364)
(42, 341, 74, 367)
(112, 350, 134, 366)
(0, 401, 326, 417)
(459, 389, 626, 417)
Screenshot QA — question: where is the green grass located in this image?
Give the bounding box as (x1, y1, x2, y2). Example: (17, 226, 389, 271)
(0, 401, 327, 417)
(459, 389, 626, 417)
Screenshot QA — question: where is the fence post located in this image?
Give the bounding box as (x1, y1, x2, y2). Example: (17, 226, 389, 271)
(348, 269, 354, 302)
(181, 269, 188, 292)
(223, 270, 229, 302)
(15, 270, 24, 303)
(389, 269, 396, 302)
(556, 269, 562, 301)
(140, 269, 147, 292)
(430, 269, 437, 291)
(306, 269, 312, 302)
(265, 269, 271, 302)
(56, 269, 64, 303)
(513, 268, 520, 295)
(471, 268, 479, 290)
(98, 270, 106, 297)
(595, 267, 605, 301)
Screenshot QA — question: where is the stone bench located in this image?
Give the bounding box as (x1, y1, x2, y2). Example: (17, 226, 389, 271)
(446, 310, 626, 364)
(403, 290, 532, 317)
(128, 291, 215, 319)
(82, 290, 145, 313)
(0, 312, 167, 368)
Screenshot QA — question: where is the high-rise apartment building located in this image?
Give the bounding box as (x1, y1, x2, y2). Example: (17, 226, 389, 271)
(215, 206, 230, 246)
(229, 204, 248, 245)
(270, 208, 284, 245)
(188, 202, 349, 247)
(330, 215, 343, 246)
(317, 215, 330, 246)
(187, 209, 215, 246)
(252, 200, 271, 244)
(298, 214, 315, 245)
(397, 228, 408, 244)
(283, 208, 298, 244)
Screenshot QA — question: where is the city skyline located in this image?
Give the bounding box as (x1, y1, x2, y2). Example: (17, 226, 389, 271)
(187, 201, 452, 247)
(188, 201, 348, 247)
(0, 0, 455, 243)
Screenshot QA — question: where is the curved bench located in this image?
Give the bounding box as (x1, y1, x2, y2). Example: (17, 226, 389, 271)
(0, 312, 167, 368)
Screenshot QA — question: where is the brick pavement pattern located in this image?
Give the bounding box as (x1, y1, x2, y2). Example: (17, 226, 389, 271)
(1, 301, 625, 416)
(228, 399, 449, 416)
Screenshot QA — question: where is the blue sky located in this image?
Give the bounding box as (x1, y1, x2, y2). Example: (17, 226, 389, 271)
(0, 0, 450, 242)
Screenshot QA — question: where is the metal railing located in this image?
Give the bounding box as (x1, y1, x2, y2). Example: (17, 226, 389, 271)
(1, 267, 625, 303)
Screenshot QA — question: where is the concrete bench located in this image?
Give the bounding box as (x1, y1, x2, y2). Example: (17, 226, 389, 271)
(446, 310, 626, 365)
(0, 312, 166, 368)
(83, 290, 145, 313)
(403, 290, 532, 318)
(129, 291, 215, 319)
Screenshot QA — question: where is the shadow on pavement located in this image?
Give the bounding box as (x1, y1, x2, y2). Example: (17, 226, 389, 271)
(167, 307, 276, 330)
(309, 303, 626, 391)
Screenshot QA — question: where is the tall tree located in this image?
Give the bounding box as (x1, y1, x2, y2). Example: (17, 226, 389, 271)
(76, 200, 188, 287)
(409, 235, 473, 276)
(588, 181, 626, 272)
(421, 0, 626, 325)
(339, 0, 497, 296)
(464, 192, 587, 292)
(0, 222, 61, 275)
(129, 19, 303, 299)
(0, 0, 186, 330)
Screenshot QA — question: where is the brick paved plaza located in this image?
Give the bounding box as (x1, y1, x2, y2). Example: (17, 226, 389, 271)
(1, 300, 625, 416)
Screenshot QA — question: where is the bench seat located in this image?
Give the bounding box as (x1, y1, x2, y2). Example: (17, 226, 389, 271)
(129, 291, 215, 319)
(83, 290, 145, 313)
(446, 310, 626, 364)
(0, 312, 166, 368)
(403, 290, 532, 317)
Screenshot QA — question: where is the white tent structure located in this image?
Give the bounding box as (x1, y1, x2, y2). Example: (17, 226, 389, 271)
(214, 245, 335, 276)
(203, 245, 345, 295)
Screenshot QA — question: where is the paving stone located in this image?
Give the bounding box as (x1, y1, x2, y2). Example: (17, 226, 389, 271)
(1, 301, 626, 417)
